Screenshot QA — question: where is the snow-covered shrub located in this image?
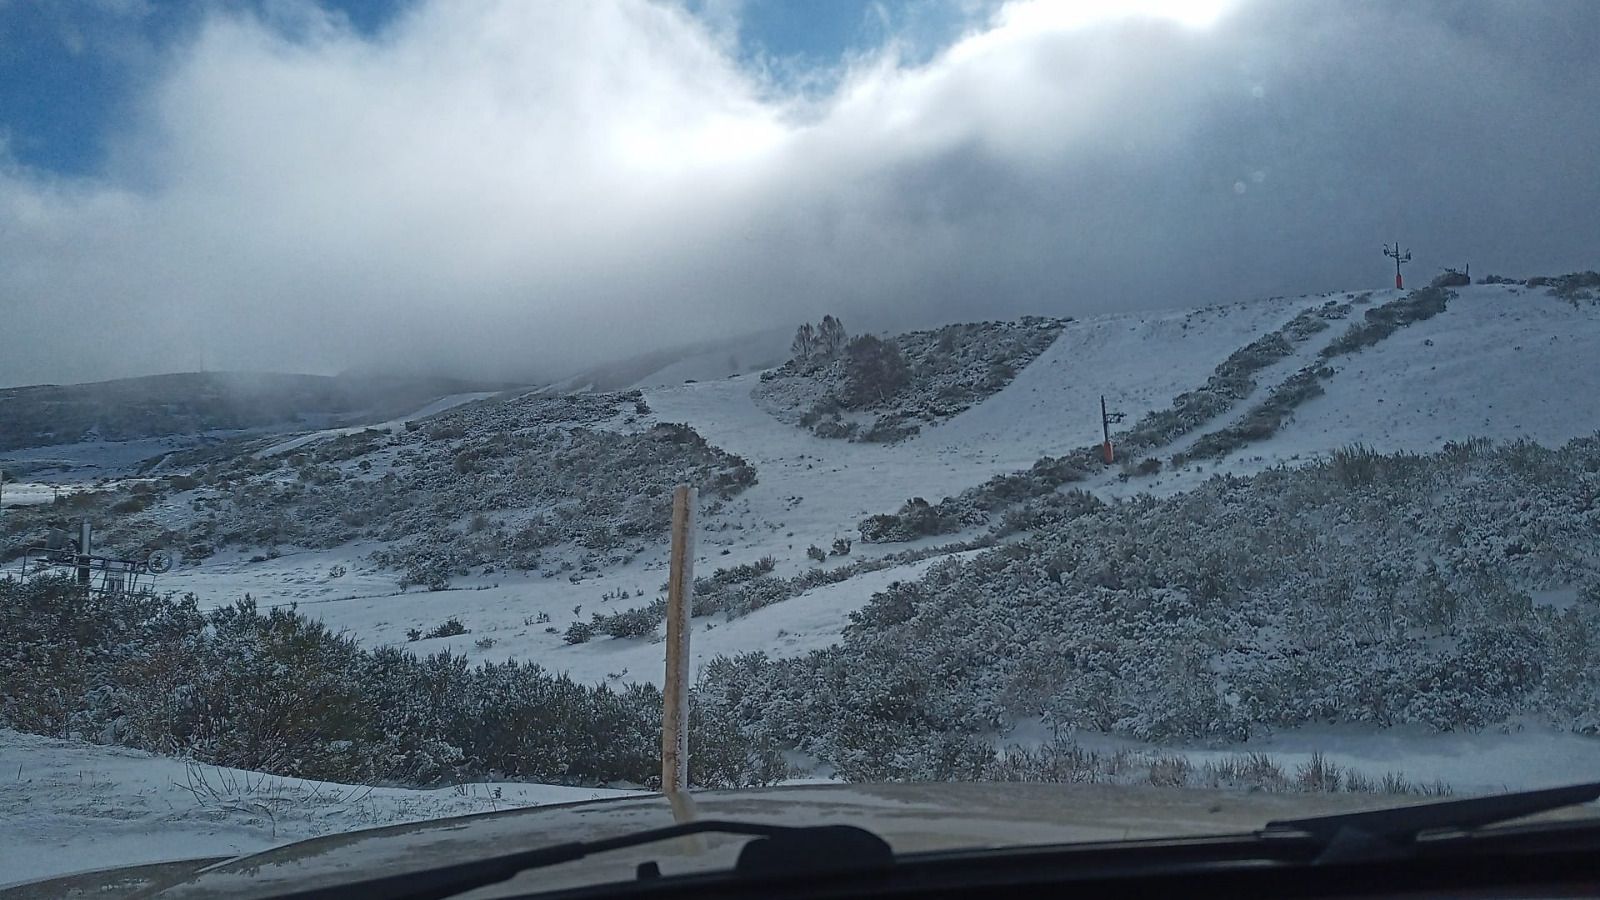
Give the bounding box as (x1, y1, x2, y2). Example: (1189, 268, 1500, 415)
(842, 335, 911, 407)
(592, 599, 666, 639)
(423, 617, 468, 639)
(587, 537, 1002, 641)
(1320, 287, 1452, 359)
(983, 738, 1131, 783)
(699, 436, 1600, 779)
(1175, 367, 1327, 465)
(1330, 442, 1378, 484)
(811, 418, 858, 440)
(0, 575, 755, 787)
(860, 456, 1104, 544)
(1528, 271, 1600, 302)
(859, 497, 969, 542)
(5, 392, 758, 583)
(756, 317, 1066, 443)
(1117, 304, 1339, 457)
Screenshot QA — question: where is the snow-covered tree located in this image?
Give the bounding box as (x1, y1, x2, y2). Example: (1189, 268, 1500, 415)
(790, 322, 816, 361)
(818, 315, 847, 358)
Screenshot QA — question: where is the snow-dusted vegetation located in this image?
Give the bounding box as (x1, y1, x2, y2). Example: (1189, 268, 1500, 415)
(700, 437, 1600, 780)
(1113, 298, 1350, 458)
(755, 316, 1066, 442)
(2, 391, 757, 589)
(0, 575, 782, 789)
(857, 289, 1456, 542)
(572, 535, 998, 642)
(1524, 270, 1600, 303)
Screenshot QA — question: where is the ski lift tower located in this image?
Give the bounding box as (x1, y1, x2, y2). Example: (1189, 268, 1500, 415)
(18, 520, 177, 596)
(1384, 241, 1412, 290)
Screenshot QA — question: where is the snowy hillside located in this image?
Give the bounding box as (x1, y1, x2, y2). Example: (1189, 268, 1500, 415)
(10, 281, 1600, 633)
(4, 277, 1600, 883)
(11, 280, 1600, 665)
(753, 317, 1067, 442)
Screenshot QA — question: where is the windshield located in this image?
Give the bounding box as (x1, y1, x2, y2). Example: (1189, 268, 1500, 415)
(2, 0, 1599, 893)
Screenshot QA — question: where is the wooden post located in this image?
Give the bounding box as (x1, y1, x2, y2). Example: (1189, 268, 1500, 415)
(661, 484, 696, 793)
(1100, 395, 1115, 464)
(77, 521, 92, 586)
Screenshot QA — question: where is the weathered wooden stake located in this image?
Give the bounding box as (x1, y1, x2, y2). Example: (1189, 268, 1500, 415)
(661, 484, 696, 793)
(77, 520, 93, 586)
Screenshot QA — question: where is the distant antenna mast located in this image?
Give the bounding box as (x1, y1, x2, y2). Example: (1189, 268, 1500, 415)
(1384, 241, 1412, 290)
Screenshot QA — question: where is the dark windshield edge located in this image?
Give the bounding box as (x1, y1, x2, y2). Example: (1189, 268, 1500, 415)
(266, 783, 1600, 900)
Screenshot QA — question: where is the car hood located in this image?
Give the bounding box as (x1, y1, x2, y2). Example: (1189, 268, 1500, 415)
(1, 782, 1451, 899)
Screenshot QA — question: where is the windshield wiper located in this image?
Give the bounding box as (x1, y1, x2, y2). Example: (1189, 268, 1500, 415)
(270, 819, 893, 900)
(1261, 780, 1600, 864)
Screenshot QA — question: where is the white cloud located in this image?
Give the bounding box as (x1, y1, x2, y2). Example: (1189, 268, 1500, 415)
(1, 0, 1596, 385)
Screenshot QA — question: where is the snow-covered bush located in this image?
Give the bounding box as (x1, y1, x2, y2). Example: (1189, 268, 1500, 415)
(859, 497, 967, 542)
(701, 436, 1600, 779)
(0, 575, 754, 787)
(3, 392, 758, 587)
(1527, 271, 1600, 302)
(858, 458, 1097, 543)
(841, 335, 910, 407)
(423, 617, 469, 639)
(1174, 366, 1328, 465)
(1320, 287, 1452, 359)
(756, 317, 1066, 443)
(585, 537, 1001, 639)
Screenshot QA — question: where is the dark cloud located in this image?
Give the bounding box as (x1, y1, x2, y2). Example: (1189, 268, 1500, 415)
(1, 0, 1596, 387)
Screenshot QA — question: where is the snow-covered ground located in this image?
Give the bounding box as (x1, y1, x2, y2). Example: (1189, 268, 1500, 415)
(8, 283, 1600, 884)
(1128, 284, 1600, 494)
(36, 283, 1600, 697)
(0, 481, 60, 507)
(0, 729, 635, 889)
(1259, 284, 1600, 454)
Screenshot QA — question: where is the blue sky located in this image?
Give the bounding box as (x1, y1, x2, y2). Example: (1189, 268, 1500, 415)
(0, 0, 976, 176)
